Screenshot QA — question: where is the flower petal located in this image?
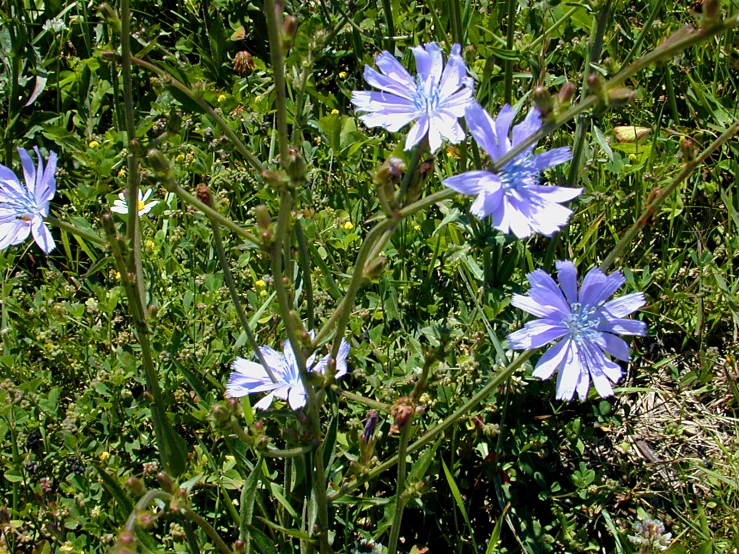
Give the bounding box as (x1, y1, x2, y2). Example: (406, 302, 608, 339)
(599, 292, 646, 318)
(0, 163, 20, 186)
(555, 342, 585, 401)
(512, 108, 541, 150)
(405, 117, 430, 150)
(0, 220, 31, 250)
(412, 42, 443, 86)
(526, 269, 571, 316)
(555, 260, 578, 304)
(533, 146, 572, 171)
(494, 105, 516, 155)
(253, 392, 276, 411)
(578, 266, 608, 307)
(426, 118, 443, 153)
(594, 332, 632, 361)
(510, 293, 566, 319)
(31, 217, 54, 254)
(597, 318, 647, 336)
(18, 148, 36, 194)
(432, 110, 465, 145)
(507, 319, 568, 349)
(526, 185, 582, 204)
(443, 170, 490, 196)
(288, 383, 307, 410)
(532, 338, 569, 380)
(464, 102, 500, 160)
(36, 150, 57, 207)
(470, 184, 503, 218)
(438, 44, 468, 101)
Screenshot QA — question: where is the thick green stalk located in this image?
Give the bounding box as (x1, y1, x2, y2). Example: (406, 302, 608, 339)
(381, 0, 395, 52)
(503, 0, 517, 104)
(210, 219, 276, 382)
(45, 215, 107, 247)
(119, 0, 146, 313)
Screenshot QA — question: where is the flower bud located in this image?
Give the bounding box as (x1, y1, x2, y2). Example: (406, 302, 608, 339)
(136, 510, 155, 528)
(254, 205, 271, 231)
(100, 50, 119, 62)
(361, 409, 379, 443)
(391, 397, 415, 432)
(211, 402, 232, 426)
(374, 157, 405, 187)
(533, 86, 553, 118)
(586, 73, 603, 95)
(166, 113, 182, 134)
(147, 149, 172, 178)
(98, 3, 121, 34)
(285, 147, 306, 184)
(363, 256, 386, 280)
(557, 81, 577, 109)
(233, 51, 256, 76)
(282, 15, 298, 49)
(261, 169, 282, 189)
(156, 471, 175, 493)
(606, 87, 637, 106)
(117, 531, 136, 548)
(679, 137, 697, 162)
(126, 476, 146, 497)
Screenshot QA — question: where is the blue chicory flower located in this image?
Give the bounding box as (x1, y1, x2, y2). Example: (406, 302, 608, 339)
(443, 102, 580, 238)
(351, 42, 474, 153)
(227, 337, 350, 410)
(507, 261, 646, 401)
(0, 147, 57, 254)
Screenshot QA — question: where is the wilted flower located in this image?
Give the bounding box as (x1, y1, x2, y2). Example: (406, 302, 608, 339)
(233, 51, 255, 75)
(0, 147, 57, 254)
(111, 188, 158, 216)
(351, 42, 474, 152)
(227, 337, 350, 410)
(507, 261, 646, 401)
(443, 102, 579, 238)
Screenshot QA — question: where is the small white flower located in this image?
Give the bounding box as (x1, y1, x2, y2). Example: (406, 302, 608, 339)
(111, 188, 158, 216)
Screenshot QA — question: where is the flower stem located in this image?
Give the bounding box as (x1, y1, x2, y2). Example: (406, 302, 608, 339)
(386, 422, 412, 554)
(210, 218, 276, 382)
(599, 120, 739, 273)
(45, 215, 107, 247)
(380, 0, 395, 52)
(503, 0, 517, 105)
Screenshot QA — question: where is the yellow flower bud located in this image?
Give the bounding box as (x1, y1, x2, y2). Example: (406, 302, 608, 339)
(343, 221, 354, 230)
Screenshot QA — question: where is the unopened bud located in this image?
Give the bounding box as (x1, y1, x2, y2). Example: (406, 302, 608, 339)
(118, 531, 136, 547)
(234, 540, 245, 552)
(166, 113, 182, 134)
(361, 409, 379, 442)
(211, 402, 232, 425)
(606, 87, 637, 106)
(374, 157, 406, 187)
(364, 256, 386, 280)
(195, 184, 212, 206)
(285, 147, 306, 184)
(136, 510, 155, 528)
(391, 397, 415, 432)
(702, 0, 720, 21)
(254, 205, 271, 231)
(142, 390, 154, 402)
(261, 170, 282, 188)
(147, 305, 158, 318)
(156, 472, 175, 493)
(147, 149, 172, 177)
(533, 86, 553, 117)
(557, 81, 577, 109)
(98, 3, 121, 33)
(100, 50, 119, 62)
(586, 73, 603, 95)
(282, 15, 298, 48)
(124, 476, 145, 497)
(680, 137, 697, 162)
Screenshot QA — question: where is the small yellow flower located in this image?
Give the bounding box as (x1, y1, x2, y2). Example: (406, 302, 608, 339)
(217, 94, 227, 103)
(255, 279, 266, 288)
(99, 451, 111, 461)
(114, 271, 121, 281)
(175, 153, 186, 163)
(144, 239, 155, 252)
(117, 167, 127, 178)
(338, 71, 347, 79)
(628, 153, 637, 161)
(413, 224, 421, 231)
(259, 289, 268, 297)
(88, 140, 100, 149)
(255, 95, 262, 103)
(343, 221, 354, 230)
(59, 543, 74, 553)
(445, 146, 460, 159)
(330, 109, 340, 115)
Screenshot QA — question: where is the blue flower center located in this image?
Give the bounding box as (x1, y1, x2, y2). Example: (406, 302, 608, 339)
(412, 75, 440, 114)
(499, 156, 540, 190)
(565, 302, 601, 342)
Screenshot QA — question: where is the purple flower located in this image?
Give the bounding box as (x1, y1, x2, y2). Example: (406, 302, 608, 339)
(227, 337, 350, 411)
(443, 102, 580, 238)
(507, 261, 646, 401)
(0, 147, 57, 254)
(351, 42, 474, 153)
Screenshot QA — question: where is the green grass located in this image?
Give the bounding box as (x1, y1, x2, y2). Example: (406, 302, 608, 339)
(0, 0, 738, 553)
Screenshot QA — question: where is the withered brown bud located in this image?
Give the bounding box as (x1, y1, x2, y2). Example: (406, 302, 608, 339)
(391, 397, 415, 432)
(195, 184, 212, 207)
(374, 157, 406, 186)
(680, 137, 697, 162)
(156, 472, 175, 493)
(233, 51, 256, 76)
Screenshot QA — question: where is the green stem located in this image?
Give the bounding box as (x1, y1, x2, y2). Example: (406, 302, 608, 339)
(503, 0, 517, 105)
(181, 507, 236, 554)
(264, 0, 290, 164)
(210, 218, 276, 382)
(386, 422, 412, 554)
(119, 0, 146, 313)
(128, 56, 264, 173)
(599, 120, 739, 272)
(332, 386, 391, 412)
(45, 215, 107, 246)
(380, 0, 395, 52)
(296, 220, 315, 331)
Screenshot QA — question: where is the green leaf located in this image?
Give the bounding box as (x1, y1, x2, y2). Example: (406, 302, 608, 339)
(442, 459, 479, 552)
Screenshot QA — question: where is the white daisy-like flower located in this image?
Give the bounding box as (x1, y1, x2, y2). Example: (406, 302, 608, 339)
(111, 188, 158, 216)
